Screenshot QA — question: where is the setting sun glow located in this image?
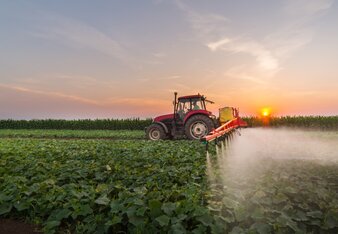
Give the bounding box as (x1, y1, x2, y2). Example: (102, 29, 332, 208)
(261, 108, 271, 117)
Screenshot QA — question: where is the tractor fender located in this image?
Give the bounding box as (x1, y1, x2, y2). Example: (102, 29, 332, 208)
(153, 121, 169, 133)
(183, 110, 211, 124)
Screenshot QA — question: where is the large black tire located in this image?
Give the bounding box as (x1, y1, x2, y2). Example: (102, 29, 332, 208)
(146, 123, 167, 140)
(184, 115, 214, 140)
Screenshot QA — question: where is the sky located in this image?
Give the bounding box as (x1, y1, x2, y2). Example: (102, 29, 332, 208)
(0, 0, 337, 119)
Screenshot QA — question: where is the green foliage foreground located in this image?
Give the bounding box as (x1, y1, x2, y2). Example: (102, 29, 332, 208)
(0, 139, 211, 233)
(0, 129, 145, 140)
(0, 133, 337, 233)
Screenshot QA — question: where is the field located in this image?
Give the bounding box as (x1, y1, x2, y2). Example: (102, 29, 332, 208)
(0, 128, 338, 233)
(0, 129, 145, 140)
(0, 133, 211, 233)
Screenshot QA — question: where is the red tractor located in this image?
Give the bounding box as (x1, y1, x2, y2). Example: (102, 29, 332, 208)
(146, 92, 220, 140)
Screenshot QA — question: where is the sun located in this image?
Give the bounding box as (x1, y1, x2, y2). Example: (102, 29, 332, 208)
(261, 107, 271, 117)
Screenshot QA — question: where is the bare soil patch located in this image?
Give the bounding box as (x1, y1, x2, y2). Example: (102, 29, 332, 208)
(0, 219, 42, 234)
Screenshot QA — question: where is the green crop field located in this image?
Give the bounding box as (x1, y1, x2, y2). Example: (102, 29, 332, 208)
(0, 137, 212, 233)
(0, 129, 145, 140)
(0, 119, 152, 130)
(0, 129, 338, 233)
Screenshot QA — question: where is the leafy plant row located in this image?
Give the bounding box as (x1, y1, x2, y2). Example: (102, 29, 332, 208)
(243, 116, 338, 130)
(0, 118, 152, 130)
(0, 129, 145, 140)
(206, 151, 338, 233)
(0, 138, 217, 233)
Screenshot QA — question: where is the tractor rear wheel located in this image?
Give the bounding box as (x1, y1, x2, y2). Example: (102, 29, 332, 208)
(185, 115, 214, 140)
(146, 124, 166, 140)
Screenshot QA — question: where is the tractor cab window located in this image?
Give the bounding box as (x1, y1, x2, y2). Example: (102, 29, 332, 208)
(177, 100, 190, 119)
(177, 98, 205, 120)
(190, 98, 204, 111)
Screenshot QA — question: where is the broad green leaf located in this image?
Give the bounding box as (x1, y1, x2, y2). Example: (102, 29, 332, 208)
(110, 200, 123, 213)
(149, 199, 162, 218)
(250, 222, 271, 234)
(76, 204, 93, 216)
(44, 220, 60, 233)
(171, 214, 187, 224)
(234, 206, 248, 222)
(272, 193, 288, 204)
(156, 215, 170, 227)
(196, 213, 213, 226)
(136, 206, 147, 216)
(48, 208, 72, 222)
(171, 222, 186, 234)
(294, 210, 308, 221)
(162, 202, 176, 216)
(95, 195, 110, 205)
(306, 211, 323, 219)
(222, 197, 239, 209)
(129, 215, 144, 227)
(192, 224, 207, 234)
(111, 215, 122, 225)
(14, 201, 29, 211)
(324, 212, 338, 229)
(0, 203, 12, 215)
(230, 226, 244, 234)
(250, 207, 265, 220)
(0, 193, 11, 202)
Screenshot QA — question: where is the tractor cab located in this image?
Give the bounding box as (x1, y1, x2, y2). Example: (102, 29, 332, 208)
(176, 95, 207, 121)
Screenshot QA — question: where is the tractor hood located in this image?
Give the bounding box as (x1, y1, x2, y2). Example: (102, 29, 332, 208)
(154, 114, 174, 122)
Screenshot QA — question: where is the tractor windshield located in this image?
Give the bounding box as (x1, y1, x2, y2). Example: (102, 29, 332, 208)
(177, 98, 205, 119)
(191, 98, 204, 110)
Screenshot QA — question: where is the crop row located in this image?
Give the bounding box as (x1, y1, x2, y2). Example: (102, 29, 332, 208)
(0, 129, 145, 140)
(243, 116, 338, 130)
(0, 118, 152, 130)
(0, 138, 215, 233)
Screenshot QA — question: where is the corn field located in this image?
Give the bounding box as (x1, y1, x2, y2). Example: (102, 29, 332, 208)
(0, 118, 152, 130)
(243, 116, 338, 130)
(0, 116, 337, 130)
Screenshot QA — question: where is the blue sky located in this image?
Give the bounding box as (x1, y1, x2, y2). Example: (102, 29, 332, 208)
(0, 0, 337, 119)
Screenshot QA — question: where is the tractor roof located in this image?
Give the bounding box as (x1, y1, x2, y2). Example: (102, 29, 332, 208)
(178, 94, 203, 100)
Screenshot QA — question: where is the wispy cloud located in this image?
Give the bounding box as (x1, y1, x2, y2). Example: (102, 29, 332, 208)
(152, 52, 167, 58)
(17, 73, 119, 90)
(0, 83, 100, 105)
(0, 82, 171, 111)
(159, 75, 181, 80)
(175, 0, 229, 40)
(177, 0, 334, 76)
(223, 66, 268, 85)
(31, 12, 128, 61)
(284, 0, 334, 16)
(208, 38, 279, 72)
(137, 75, 181, 83)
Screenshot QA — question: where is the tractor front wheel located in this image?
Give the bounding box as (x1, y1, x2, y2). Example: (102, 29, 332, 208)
(146, 124, 166, 140)
(185, 115, 214, 140)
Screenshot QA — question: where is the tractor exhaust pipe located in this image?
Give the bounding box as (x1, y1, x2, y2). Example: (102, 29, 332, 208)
(173, 92, 178, 122)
